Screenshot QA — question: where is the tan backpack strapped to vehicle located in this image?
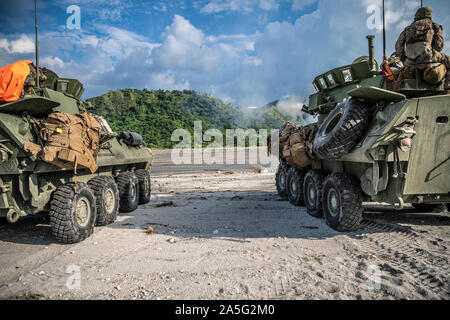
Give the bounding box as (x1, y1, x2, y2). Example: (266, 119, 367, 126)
(279, 122, 317, 169)
(267, 121, 296, 156)
(24, 112, 101, 173)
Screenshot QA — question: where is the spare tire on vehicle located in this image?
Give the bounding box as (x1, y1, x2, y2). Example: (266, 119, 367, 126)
(313, 98, 372, 160)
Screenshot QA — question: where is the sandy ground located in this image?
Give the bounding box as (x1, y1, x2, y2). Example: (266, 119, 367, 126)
(0, 165, 449, 300)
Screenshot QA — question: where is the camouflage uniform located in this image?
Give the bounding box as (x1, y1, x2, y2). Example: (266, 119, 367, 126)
(22, 64, 36, 98)
(21, 64, 46, 99)
(395, 6, 450, 89)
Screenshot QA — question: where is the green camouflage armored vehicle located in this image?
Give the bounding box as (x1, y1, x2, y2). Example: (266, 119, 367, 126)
(0, 66, 153, 243)
(275, 35, 449, 232)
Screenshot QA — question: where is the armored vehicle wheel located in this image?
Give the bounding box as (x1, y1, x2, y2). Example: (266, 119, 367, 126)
(49, 183, 97, 244)
(304, 170, 327, 218)
(88, 176, 119, 226)
(276, 162, 289, 199)
(135, 169, 151, 204)
(117, 172, 140, 213)
(286, 168, 306, 206)
(313, 98, 371, 160)
(322, 173, 363, 232)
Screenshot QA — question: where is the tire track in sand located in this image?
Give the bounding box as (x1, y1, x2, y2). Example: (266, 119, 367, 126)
(345, 220, 449, 299)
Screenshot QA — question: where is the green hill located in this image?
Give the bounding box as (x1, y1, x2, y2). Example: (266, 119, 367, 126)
(87, 89, 293, 149)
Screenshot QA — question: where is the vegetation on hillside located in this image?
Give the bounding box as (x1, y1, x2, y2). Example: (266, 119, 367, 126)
(88, 89, 295, 149)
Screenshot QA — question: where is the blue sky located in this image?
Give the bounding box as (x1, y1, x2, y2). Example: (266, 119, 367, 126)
(1, 0, 449, 109)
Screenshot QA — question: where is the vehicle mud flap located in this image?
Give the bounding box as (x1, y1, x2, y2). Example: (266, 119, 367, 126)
(29, 173, 39, 208)
(361, 164, 379, 196)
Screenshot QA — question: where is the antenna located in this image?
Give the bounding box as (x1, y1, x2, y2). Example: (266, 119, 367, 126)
(34, 0, 39, 88)
(382, 0, 386, 60)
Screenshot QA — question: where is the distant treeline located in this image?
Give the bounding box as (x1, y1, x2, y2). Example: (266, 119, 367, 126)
(88, 89, 301, 149)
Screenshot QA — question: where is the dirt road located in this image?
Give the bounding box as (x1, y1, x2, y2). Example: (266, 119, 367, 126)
(0, 150, 448, 300)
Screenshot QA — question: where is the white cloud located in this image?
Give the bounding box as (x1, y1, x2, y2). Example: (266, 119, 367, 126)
(207, 33, 257, 51)
(292, 0, 318, 11)
(152, 3, 168, 13)
(259, 0, 279, 11)
(153, 15, 224, 72)
(79, 35, 99, 48)
(243, 56, 263, 66)
(41, 56, 64, 69)
(0, 38, 9, 51)
(0, 25, 160, 93)
(0, 34, 34, 54)
(96, 25, 159, 58)
(151, 71, 190, 91)
(201, 0, 279, 14)
(162, 15, 203, 46)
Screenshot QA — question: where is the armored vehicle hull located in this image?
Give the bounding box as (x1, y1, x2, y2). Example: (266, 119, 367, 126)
(0, 67, 153, 243)
(275, 35, 449, 232)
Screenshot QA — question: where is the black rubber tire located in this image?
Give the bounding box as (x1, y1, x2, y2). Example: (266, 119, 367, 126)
(313, 98, 372, 160)
(303, 170, 327, 218)
(135, 169, 151, 204)
(322, 173, 363, 232)
(275, 162, 289, 199)
(88, 176, 119, 226)
(49, 183, 97, 244)
(117, 172, 139, 213)
(286, 168, 306, 206)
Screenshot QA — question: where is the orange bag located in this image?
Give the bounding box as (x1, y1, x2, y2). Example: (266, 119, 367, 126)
(0, 60, 33, 102)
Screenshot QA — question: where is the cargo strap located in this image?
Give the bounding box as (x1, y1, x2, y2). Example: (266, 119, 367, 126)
(73, 154, 78, 193)
(392, 144, 406, 209)
(381, 60, 398, 83)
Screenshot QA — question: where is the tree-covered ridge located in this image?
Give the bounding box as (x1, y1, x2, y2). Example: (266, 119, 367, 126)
(87, 89, 293, 149)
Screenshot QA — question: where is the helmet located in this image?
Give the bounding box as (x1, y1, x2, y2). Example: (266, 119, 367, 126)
(414, 6, 433, 20)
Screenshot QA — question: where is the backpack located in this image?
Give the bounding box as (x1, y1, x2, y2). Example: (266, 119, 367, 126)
(279, 123, 316, 169)
(405, 19, 434, 45)
(24, 112, 102, 173)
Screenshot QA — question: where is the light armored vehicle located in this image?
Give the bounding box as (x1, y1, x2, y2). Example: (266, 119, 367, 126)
(275, 35, 449, 231)
(0, 67, 153, 243)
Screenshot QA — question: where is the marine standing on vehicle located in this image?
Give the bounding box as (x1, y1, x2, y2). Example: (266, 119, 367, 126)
(395, 6, 450, 90)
